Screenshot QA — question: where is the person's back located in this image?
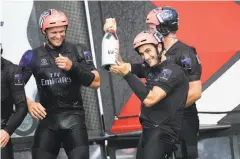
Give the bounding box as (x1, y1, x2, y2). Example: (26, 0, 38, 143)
(166, 40, 201, 114)
(164, 40, 202, 158)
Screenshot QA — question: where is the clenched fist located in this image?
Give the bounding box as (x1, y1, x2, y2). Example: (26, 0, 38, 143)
(55, 54, 73, 71)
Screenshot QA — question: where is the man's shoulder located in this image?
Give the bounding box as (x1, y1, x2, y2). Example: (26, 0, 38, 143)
(32, 44, 47, 53)
(19, 49, 36, 67)
(2, 57, 13, 65)
(177, 41, 196, 53)
(2, 58, 18, 69)
(2, 58, 22, 75)
(64, 42, 89, 56)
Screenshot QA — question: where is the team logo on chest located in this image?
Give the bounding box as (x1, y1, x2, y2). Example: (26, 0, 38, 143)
(41, 72, 72, 86)
(14, 74, 24, 85)
(159, 69, 172, 81)
(40, 58, 49, 66)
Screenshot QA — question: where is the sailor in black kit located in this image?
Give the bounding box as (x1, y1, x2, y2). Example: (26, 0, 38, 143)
(1, 46, 28, 159)
(19, 9, 100, 159)
(110, 31, 189, 159)
(132, 7, 202, 158)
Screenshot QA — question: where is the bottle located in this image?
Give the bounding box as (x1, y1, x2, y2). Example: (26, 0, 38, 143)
(101, 19, 119, 71)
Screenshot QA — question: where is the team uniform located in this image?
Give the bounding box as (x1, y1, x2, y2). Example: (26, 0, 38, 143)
(1, 57, 28, 159)
(19, 42, 95, 159)
(125, 61, 189, 159)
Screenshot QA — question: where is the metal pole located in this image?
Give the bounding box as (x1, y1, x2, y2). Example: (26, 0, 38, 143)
(83, 0, 106, 132)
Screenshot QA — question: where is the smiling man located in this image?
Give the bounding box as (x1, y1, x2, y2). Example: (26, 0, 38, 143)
(105, 7, 202, 158)
(110, 31, 189, 159)
(19, 9, 100, 159)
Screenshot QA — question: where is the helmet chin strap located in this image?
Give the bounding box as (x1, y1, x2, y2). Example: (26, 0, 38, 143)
(156, 43, 165, 63)
(146, 44, 165, 68)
